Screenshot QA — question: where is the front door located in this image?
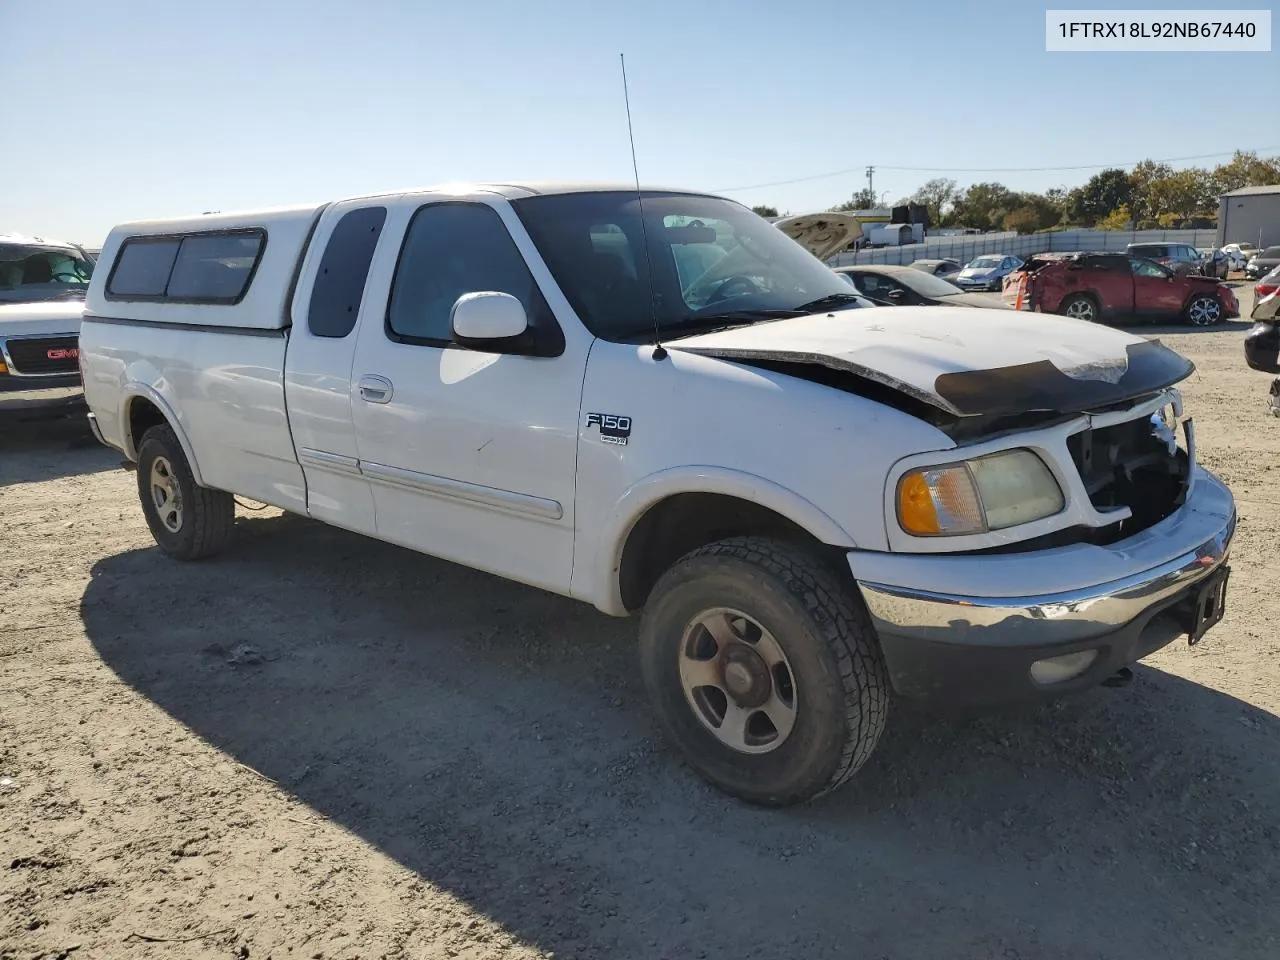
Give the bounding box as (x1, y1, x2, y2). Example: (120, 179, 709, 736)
(1129, 257, 1186, 318)
(349, 197, 588, 595)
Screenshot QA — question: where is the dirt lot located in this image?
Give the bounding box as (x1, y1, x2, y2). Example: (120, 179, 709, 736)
(3, 304, 1279, 960)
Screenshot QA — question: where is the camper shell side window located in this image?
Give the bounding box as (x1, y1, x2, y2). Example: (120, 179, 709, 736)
(105, 229, 267, 305)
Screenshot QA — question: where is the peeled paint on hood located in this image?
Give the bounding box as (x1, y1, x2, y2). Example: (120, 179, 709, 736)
(671, 306, 1193, 418)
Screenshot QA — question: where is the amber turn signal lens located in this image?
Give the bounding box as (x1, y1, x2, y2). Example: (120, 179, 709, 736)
(896, 464, 986, 536)
(897, 471, 940, 535)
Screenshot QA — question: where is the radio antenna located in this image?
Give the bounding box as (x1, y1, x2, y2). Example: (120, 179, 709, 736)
(620, 53, 666, 361)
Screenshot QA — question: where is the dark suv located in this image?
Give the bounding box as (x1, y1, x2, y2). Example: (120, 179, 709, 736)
(1124, 242, 1202, 276)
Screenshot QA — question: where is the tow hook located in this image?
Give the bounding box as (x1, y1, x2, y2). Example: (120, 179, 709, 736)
(1102, 666, 1134, 688)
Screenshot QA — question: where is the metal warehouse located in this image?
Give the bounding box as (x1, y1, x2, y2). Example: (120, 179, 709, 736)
(1217, 184, 1280, 249)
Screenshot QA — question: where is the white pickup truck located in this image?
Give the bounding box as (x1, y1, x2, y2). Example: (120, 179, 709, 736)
(79, 183, 1236, 807)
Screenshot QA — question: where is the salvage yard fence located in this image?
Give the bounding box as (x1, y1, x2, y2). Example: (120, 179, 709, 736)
(827, 229, 1221, 267)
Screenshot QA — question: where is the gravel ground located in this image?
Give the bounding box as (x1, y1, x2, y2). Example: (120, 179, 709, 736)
(3, 297, 1279, 960)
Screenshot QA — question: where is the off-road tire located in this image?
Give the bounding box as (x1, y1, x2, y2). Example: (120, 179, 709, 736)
(136, 424, 235, 560)
(1059, 293, 1099, 324)
(639, 536, 889, 807)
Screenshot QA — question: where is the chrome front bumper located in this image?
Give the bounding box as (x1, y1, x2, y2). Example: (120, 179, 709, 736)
(848, 469, 1236, 704)
(0, 374, 84, 418)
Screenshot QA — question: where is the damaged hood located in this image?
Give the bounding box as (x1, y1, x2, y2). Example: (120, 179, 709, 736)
(670, 306, 1193, 419)
(773, 212, 864, 261)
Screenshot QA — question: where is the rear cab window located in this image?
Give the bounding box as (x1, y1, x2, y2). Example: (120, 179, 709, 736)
(307, 207, 388, 339)
(106, 230, 265, 303)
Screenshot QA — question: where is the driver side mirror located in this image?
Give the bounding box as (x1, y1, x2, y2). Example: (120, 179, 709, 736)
(451, 291, 529, 351)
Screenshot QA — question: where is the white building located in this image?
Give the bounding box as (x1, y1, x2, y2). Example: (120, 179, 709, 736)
(1217, 184, 1280, 248)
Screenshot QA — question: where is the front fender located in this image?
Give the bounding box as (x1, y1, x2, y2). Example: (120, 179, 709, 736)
(582, 465, 857, 616)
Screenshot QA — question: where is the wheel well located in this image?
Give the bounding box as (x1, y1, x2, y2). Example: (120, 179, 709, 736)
(617, 493, 843, 613)
(127, 397, 167, 457)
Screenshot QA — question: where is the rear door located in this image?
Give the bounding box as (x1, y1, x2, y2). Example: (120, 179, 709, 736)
(284, 201, 390, 536)
(1129, 256, 1184, 317)
(1079, 255, 1133, 317)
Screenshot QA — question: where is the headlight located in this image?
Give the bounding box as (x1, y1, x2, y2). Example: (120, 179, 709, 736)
(896, 449, 1064, 537)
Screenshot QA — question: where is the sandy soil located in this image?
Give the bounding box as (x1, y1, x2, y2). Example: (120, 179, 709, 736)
(3, 303, 1279, 959)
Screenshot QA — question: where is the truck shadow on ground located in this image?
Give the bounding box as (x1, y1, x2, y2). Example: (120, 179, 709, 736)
(81, 513, 1280, 959)
(0, 416, 116, 486)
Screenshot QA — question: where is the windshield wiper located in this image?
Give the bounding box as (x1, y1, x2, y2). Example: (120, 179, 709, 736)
(792, 293, 865, 313)
(662, 309, 804, 340)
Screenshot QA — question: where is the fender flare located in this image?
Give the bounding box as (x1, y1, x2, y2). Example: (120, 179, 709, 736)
(585, 465, 857, 616)
(118, 384, 208, 489)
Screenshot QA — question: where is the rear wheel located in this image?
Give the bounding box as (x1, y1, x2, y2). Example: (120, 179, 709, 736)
(136, 424, 235, 560)
(639, 537, 889, 807)
(1185, 294, 1223, 327)
(1060, 293, 1099, 323)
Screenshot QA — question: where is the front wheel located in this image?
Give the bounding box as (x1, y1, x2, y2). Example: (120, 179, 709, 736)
(638, 537, 889, 807)
(136, 424, 235, 560)
(1185, 293, 1223, 327)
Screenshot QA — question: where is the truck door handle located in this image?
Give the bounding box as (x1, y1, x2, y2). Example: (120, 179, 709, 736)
(358, 375, 394, 404)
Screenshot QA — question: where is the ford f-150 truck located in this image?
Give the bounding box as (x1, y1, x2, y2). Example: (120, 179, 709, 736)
(79, 183, 1236, 807)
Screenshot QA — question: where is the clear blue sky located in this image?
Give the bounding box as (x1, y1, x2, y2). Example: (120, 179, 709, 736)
(2, 0, 1276, 244)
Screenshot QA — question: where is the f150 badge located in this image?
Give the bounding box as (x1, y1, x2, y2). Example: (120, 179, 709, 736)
(586, 412, 631, 446)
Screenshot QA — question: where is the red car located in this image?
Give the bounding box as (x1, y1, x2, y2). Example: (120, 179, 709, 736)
(1005, 252, 1239, 326)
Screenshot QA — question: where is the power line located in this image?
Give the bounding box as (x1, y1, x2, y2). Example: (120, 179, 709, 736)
(711, 146, 1280, 193)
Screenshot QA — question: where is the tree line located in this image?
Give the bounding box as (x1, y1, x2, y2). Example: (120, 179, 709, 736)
(750, 150, 1280, 234)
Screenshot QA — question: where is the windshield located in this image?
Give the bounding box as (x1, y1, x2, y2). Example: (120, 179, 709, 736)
(893, 269, 966, 298)
(0, 242, 95, 304)
(510, 191, 864, 342)
(966, 256, 1002, 269)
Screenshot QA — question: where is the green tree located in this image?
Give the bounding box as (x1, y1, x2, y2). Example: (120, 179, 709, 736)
(1127, 160, 1175, 223)
(1098, 204, 1133, 231)
(751, 205, 780, 219)
(950, 182, 1016, 230)
(1146, 168, 1214, 221)
(1209, 150, 1280, 195)
(831, 188, 879, 211)
(909, 177, 959, 226)
(1003, 206, 1041, 235)
(1064, 168, 1131, 225)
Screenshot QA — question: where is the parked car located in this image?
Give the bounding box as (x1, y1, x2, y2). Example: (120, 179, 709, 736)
(834, 264, 1011, 309)
(0, 233, 90, 419)
(1245, 245, 1280, 280)
(907, 258, 962, 279)
(1, 234, 95, 305)
(79, 183, 1235, 807)
(0, 301, 86, 420)
(1004, 252, 1239, 326)
(952, 254, 1024, 291)
(772, 211, 864, 261)
(1222, 242, 1257, 272)
(1253, 264, 1280, 321)
(1197, 247, 1230, 280)
(1124, 242, 1201, 276)
(1242, 265, 1280, 414)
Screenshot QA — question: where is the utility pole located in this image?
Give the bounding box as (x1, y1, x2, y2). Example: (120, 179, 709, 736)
(865, 165, 875, 202)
